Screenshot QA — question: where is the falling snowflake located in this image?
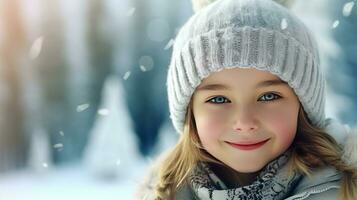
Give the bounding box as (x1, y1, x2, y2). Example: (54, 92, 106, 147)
(29, 36, 44, 60)
(164, 39, 175, 50)
(53, 143, 64, 149)
(123, 71, 131, 80)
(116, 159, 121, 166)
(140, 65, 147, 72)
(139, 56, 154, 71)
(98, 108, 110, 116)
(126, 7, 136, 17)
(59, 131, 64, 136)
(331, 20, 339, 29)
(53, 143, 64, 151)
(76, 103, 90, 112)
(42, 163, 48, 168)
(281, 18, 288, 30)
(343, 1, 355, 17)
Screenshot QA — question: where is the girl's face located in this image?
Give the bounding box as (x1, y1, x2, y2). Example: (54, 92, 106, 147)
(192, 68, 300, 173)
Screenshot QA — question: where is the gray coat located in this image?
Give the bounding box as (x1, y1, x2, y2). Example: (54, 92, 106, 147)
(136, 121, 357, 200)
(170, 166, 342, 200)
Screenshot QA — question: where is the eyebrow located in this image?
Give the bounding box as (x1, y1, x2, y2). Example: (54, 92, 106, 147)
(196, 79, 288, 91)
(256, 79, 288, 88)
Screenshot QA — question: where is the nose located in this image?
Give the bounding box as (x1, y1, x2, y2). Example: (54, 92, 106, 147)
(232, 108, 258, 133)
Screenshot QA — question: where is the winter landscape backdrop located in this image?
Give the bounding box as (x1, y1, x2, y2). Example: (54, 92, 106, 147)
(0, 0, 356, 199)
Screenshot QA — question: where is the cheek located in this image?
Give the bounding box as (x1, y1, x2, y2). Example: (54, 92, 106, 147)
(194, 108, 229, 143)
(274, 122, 296, 148)
(261, 105, 298, 146)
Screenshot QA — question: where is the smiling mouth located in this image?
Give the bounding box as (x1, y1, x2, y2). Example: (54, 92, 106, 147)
(225, 139, 270, 150)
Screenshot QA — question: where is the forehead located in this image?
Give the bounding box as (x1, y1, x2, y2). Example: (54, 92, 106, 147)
(199, 68, 282, 86)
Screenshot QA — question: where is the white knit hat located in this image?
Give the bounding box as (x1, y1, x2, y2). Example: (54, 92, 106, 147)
(167, 0, 325, 134)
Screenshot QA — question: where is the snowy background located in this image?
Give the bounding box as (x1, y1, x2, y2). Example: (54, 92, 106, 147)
(0, 75, 177, 200)
(0, 0, 356, 199)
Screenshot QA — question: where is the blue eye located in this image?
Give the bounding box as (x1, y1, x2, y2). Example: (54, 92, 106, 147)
(208, 96, 230, 104)
(259, 93, 281, 101)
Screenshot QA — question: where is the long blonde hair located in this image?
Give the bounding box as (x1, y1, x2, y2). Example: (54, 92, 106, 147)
(153, 101, 357, 200)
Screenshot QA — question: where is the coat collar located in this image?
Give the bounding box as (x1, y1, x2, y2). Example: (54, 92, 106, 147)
(292, 118, 357, 194)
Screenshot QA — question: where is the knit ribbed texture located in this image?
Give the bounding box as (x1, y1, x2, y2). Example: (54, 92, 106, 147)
(167, 0, 325, 133)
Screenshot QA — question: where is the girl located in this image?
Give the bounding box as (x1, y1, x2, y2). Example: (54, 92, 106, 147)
(137, 0, 357, 199)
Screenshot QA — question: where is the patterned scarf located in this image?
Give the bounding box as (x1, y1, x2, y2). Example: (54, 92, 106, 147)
(189, 151, 302, 200)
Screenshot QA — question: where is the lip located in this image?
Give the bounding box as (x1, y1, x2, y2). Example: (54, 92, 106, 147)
(226, 139, 270, 151)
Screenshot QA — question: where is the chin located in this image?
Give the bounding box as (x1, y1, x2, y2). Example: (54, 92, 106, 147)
(228, 160, 267, 173)
(231, 165, 264, 173)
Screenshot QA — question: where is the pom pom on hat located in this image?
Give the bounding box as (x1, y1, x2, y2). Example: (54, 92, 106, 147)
(192, 0, 217, 12)
(192, 0, 295, 12)
(273, 0, 296, 8)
